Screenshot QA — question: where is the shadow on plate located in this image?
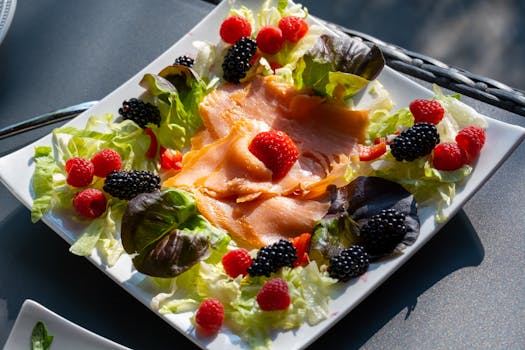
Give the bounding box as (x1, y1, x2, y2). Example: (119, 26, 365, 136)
(309, 209, 484, 350)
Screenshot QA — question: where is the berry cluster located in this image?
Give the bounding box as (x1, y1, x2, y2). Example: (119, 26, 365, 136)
(247, 239, 297, 277)
(396, 99, 487, 171)
(103, 170, 160, 200)
(66, 148, 122, 218)
(65, 148, 162, 218)
(360, 208, 407, 256)
(222, 37, 257, 83)
(218, 15, 309, 83)
(390, 122, 440, 161)
(118, 98, 161, 129)
(173, 55, 194, 68)
(432, 125, 486, 171)
(328, 245, 369, 282)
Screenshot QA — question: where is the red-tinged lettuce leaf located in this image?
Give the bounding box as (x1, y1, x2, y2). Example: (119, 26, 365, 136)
(293, 34, 385, 100)
(308, 34, 385, 81)
(121, 188, 197, 255)
(311, 176, 420, 263)
(135, 229, 210, 278)
(121, 188, 229, 277)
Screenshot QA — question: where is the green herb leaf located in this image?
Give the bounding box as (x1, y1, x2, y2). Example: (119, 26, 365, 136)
(31, 321, 53, 350)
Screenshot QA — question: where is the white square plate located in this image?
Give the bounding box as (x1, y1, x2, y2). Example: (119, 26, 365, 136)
(3, 300, 131, 350)
(1, 1, 524, 349)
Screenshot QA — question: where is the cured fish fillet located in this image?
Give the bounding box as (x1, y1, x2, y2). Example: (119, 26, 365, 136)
(164, 76, 369, 248)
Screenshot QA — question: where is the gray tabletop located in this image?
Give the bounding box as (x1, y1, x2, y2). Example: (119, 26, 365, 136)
(1, 1, 524, 349)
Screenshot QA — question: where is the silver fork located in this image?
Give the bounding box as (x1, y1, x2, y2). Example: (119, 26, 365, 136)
(0, 101, 99, 140)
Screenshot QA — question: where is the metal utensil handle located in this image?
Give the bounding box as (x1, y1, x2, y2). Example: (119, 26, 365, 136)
(0, 101, 99, 140)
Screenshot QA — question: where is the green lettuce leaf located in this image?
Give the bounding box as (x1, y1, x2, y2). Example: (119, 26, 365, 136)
(293, 34, 384, 99)
(309, 213, 359, 266)
(31, 146, 59, 222)
(121, 188, 230, 277)
(367, 107, 413, 141)
(69, 201, 126, 266)
(369, 154, 472, 222)
(227, 263, 336, 349)
(140, 71, 208, 151)
(30, 114, 158, 265)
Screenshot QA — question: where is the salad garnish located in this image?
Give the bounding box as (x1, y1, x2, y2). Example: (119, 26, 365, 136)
(31, 321, 53, 350)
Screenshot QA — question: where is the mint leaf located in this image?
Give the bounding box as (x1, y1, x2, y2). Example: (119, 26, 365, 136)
(31, 321, 54, 350)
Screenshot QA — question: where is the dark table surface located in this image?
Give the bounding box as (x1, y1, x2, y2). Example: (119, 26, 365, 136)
(1, 1, 524, 349)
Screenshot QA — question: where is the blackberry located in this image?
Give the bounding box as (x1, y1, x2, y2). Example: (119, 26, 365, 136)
(390, 122, 439, 161)
(173, 55, 194, 67)
(328, 245, 369, 282)
(247, 239, 297, 277)
(103, 170, 160, 200)
(222, 37, 257, 83)
(360, 208, 407, 256)
(118, 98, 161, 129)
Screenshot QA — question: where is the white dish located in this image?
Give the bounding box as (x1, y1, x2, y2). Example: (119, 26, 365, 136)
(0, 0, 16, 45)
(0, 0, 524, 349)
(2, 300, 131, 350)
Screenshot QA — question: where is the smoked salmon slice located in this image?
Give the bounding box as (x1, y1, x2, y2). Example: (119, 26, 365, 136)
(163, 75, 369, 248)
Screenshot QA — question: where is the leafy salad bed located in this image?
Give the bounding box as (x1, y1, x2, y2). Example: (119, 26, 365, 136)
(29, 0, 488, 348)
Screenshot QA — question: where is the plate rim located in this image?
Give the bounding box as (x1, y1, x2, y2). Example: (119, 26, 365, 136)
(0, 0, 525, 349)
(3, 299, 132, 350)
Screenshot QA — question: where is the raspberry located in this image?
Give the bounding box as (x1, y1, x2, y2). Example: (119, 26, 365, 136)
(219, 16, 252, 44)
(222, 248, 253, 278)
(409, 99, 445, 125)
(432, 142, 467, 171)
(256, 278, 291, 311)
(65, 157, 94, 187)
(456, 125, 486, 160)
(328, 245, 369, 282)
(195, 298, 224, 335)
(248, 130, 299, 180)
(278, 16, 309, 43)
(256, 25, 284, 55)
(73, 188, 107, 218)
(90, 149, 122, 178)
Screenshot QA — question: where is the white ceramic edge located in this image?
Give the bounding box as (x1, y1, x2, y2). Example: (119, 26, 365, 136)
(2, 299, 132, 350)
(1, 0, 524, 349)
(0, 0, 16, 45)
